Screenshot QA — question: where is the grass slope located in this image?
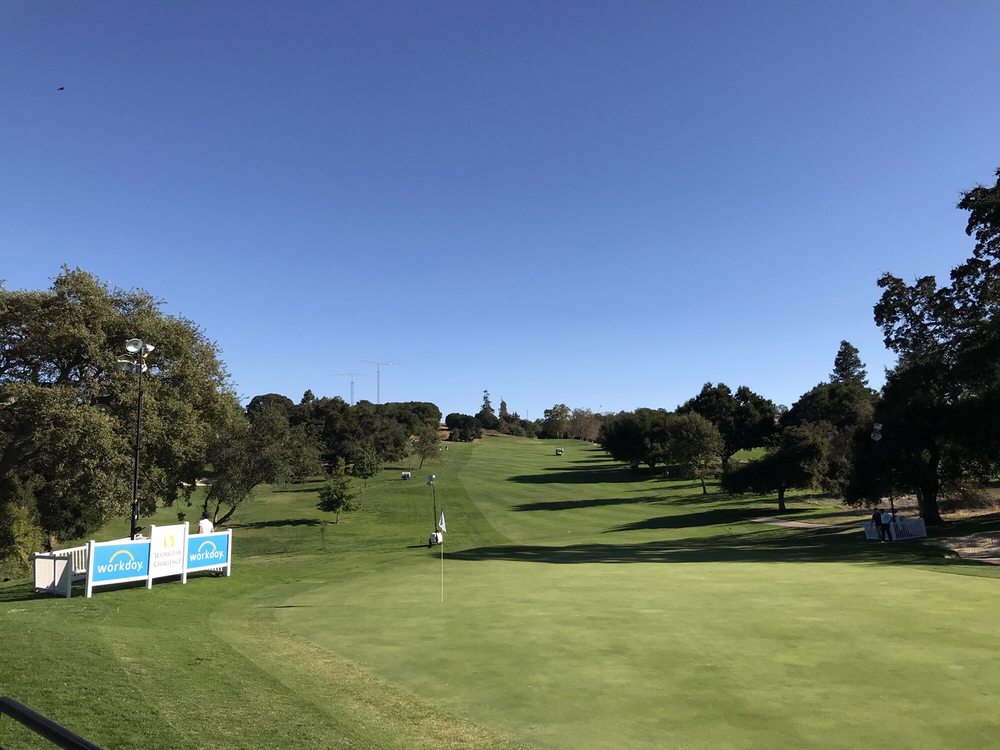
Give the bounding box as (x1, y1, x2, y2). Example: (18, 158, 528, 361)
(2, 436, 1000, 748)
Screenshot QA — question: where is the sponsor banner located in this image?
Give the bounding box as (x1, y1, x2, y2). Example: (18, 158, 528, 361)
(149, 524, 187, 578)
(90, 541, 151, 583)
(187, 532, 229, 570)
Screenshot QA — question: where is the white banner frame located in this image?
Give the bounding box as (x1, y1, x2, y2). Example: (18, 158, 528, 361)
(84, 527, 233, 597)
(146, 523, 189, 589)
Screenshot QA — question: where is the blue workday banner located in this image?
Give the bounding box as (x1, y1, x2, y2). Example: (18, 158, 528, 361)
(187, 532, 229, 571)
(90, 541, 150, 584)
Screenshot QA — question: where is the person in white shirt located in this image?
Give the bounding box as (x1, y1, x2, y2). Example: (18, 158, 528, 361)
(198, 511, 214, 534)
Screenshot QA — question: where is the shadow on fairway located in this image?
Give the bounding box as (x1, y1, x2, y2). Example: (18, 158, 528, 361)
(230, 518, 321, 529)
(514, 495, 665, 512)
(508, 466, 645, 484)
(604, 506, 768, 532)
(450, 527, 951, 565)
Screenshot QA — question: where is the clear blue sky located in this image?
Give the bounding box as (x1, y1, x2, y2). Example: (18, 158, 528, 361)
(3, 2, 999, 418)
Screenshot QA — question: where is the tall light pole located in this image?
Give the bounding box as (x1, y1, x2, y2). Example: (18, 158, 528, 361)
(362, 360, 394, 404)
(871, 421, 895, 517)
(117, 338, 154, 540)
(427, 474, 437, 529)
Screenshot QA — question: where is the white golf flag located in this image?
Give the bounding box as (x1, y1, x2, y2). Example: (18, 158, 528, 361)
(438, 511, 447, 533)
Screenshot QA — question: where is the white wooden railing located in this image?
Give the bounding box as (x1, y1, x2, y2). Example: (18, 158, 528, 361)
(31, 545, 89, 598)
(863, 517, 927, 541)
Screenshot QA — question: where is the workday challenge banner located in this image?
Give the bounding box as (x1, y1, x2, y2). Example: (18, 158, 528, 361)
(149, 523, 187, 579)
(90, 541, 150, 584)
(187, 531, 230, 571)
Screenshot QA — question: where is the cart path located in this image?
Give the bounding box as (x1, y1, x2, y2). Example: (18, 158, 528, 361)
(752, 516, 855, 529)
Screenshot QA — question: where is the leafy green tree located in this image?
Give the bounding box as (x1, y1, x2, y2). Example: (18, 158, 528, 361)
(541, 404, 572, 439)
(0, 268, 239, 545)
(413, 423, 441, 469)
(476, 390, 499, 430)
(830, 340, 868, 386)
(569, 408, 602, 442)
(783, 380, 875, 431)
(598, 409, 671, 469)
(782, 380, 875, 496)
(598, 411, 647, 468)
(498, 399, 510, 425)
(206, 406, 322, 525)
(352, 440, 380, 487)
(722, 423, 835, 511)
(445, 413, 481, 442)
(0, 480, 47, 576)
(247, 393, 295, 419)
(678, 383, 778, 466)
(664, 412, 724, 494)
(350, 400, 410, 464)
(317, 459, 357, 524)
(860, 167, 1000, 523)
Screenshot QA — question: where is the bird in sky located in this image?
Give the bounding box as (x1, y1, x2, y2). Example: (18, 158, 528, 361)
(57, 86, 64, 91)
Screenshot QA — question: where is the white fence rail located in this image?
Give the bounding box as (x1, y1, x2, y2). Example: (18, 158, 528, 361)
(863, 517, 927, 541)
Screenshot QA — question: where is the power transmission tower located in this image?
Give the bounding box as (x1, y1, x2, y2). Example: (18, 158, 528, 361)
(337, 372, 362, 405)
(362, 360, 395, 404)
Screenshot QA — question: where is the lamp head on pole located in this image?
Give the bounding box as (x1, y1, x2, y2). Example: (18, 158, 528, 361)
(125, 338, 143, 354)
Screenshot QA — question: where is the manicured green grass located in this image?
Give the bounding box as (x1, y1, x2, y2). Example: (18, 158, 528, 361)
(3, 436, 1000, 748)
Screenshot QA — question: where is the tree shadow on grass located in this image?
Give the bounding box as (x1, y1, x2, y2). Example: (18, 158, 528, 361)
(0, 581, 53, 603)
(273, 485, 323, 494)
(229, 518, 321, 529)
(604, 506, 770, 532)
(450, 527, 951, 566)
(932, 511, 1000, 537)
(508, 466, 646, 484)
(514, 495, 666, 512)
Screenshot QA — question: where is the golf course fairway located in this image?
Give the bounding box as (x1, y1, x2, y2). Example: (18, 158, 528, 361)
(3, 436, 1000, 749)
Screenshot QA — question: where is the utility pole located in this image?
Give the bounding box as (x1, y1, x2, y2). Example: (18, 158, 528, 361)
(337, 372, 362, 405)
(362, 360, 395, 404)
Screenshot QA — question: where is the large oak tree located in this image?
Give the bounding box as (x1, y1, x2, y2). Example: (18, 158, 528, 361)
(0, 268, 241, 549)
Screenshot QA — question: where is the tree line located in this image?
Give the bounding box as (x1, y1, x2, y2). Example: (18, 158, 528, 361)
(2, 167, 998, 575)
(446, 390, 604, 442)
(598, 167, 1000, 524)
(0, 268, 442, 574)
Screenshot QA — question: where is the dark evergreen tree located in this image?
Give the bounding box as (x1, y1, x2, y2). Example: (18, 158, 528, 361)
(830, 340, 868, 386)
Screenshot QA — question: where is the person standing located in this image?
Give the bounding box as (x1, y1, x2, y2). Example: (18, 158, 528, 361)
(198, 511, 215, 534)
(879, 509, 893, 542)
(869, 508, 881, 540)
